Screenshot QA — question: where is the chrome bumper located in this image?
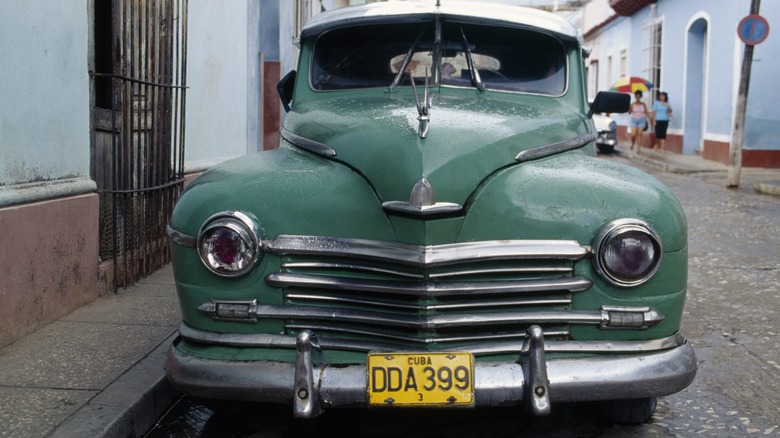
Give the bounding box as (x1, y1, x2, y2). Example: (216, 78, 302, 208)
(165, 326, 697, 419)
(596, 135, 617, 146)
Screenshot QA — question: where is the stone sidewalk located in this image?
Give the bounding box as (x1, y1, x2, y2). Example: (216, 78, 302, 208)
(0, 266, 181, 438)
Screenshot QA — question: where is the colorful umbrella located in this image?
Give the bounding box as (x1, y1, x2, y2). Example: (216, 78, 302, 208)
(610, 76, 653, 94)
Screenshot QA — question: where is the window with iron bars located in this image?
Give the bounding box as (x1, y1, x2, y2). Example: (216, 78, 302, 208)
(91, 0, 188, 289)
(644, 19, 662, 101)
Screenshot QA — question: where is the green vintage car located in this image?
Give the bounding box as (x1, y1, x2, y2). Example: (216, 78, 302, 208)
(165, 0, 696, 424)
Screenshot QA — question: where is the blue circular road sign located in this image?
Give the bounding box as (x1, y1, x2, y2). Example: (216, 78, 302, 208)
(738, 14, 769, 46)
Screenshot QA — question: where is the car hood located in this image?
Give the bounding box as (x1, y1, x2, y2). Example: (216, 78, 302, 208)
(283, 92, 592, 206)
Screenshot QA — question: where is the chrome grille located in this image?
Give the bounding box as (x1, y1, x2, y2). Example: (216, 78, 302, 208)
(264, 235, 592, 348)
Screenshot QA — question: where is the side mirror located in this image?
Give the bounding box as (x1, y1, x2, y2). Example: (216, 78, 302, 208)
(588, 91, 630, 118)
(277, 70, 296, 112)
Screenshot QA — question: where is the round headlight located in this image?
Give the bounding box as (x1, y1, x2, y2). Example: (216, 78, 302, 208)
(197, 211, 262, 277)
(593, 219, 662, 287)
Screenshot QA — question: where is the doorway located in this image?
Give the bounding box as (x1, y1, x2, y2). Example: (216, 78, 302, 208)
(683, 17, 708, 155)
(91, 0, 189, 289)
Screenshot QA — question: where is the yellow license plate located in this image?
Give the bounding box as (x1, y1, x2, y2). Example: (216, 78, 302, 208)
(367, 352, 474, 407)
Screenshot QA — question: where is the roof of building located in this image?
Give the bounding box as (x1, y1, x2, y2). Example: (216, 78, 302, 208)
(301, 0, 581, 43)
(609, 0, 656, 17)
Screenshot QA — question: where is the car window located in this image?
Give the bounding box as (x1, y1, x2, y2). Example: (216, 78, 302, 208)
(311, 23, 432, 90)
(311, 21, 566, 95)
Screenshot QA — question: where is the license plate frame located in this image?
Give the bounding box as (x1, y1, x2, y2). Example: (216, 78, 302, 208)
(367, 352, 474, 407)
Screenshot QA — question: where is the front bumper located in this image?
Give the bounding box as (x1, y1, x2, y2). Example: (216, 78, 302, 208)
(165, 326, 697, 418)
(596, 132, 617, 146)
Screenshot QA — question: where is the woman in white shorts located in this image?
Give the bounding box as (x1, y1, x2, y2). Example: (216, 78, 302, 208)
(629, 90, 648, 154)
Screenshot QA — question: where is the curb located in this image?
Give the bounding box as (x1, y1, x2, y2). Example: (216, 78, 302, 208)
(49, 334, 181, 438)
(612, 148, 719, 175)
(611, 146, 780, 198)
(753, 181, 780, 197)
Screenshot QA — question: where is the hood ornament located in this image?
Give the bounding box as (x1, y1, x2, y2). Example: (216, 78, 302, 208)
(409, 70, 432, 139)
(382, 178, 462, 216)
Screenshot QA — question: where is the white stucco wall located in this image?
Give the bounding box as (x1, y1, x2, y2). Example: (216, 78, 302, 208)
(586, 16, 632, 127)
(279, 1, 298, 77)
(0, 0, 93, 204)
(184, 0, 252, 171)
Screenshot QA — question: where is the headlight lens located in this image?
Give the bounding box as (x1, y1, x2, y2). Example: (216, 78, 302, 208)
(197, 212, 262, 277)
(593, 219, 662, 287)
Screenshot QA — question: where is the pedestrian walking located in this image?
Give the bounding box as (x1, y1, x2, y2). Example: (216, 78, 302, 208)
(629, 90, 648, 154)
(651, 91, 672, 155)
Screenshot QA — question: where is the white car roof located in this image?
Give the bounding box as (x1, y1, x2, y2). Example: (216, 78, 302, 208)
(301, 0, 581, 43)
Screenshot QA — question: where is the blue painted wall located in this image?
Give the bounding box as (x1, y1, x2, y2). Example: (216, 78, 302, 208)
(589, 0, 779, 152)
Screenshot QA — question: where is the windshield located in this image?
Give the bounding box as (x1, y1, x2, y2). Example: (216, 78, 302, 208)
(310, 21, 566, 95)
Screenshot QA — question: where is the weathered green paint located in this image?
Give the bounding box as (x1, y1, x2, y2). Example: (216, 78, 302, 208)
(171, 146, 396, 241)
(171, 144, 688, 341)
(459, 153, 687, 251)
(284, 89, 589, 206)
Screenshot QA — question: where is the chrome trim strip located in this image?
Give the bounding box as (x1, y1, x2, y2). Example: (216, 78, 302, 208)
(195, 303, 660, 330)
(175, 322, 687, 355)
(196, 303, 596, 328)
(266, 235, 589, 266)
(166, 225, 196, 248)
(381, 200, 463, 216)
(177, 323, 685, 354)
(285, 293, 571, 311)
(515, 132, 598, 162)
(267, 272, 592, 297)
(178, 323, 296, 348)
(429, 266, 572, 278)
(282, 261, 424, 279)
(280, 128, 337, 158)
(284, 323, 569, 345)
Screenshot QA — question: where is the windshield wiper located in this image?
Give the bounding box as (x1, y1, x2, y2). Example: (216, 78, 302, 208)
(460, 27, 485, 91)
(389, 27, 428, 90)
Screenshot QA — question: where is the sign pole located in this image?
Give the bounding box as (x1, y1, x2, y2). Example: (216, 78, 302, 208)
(728, 0, 763, 188)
